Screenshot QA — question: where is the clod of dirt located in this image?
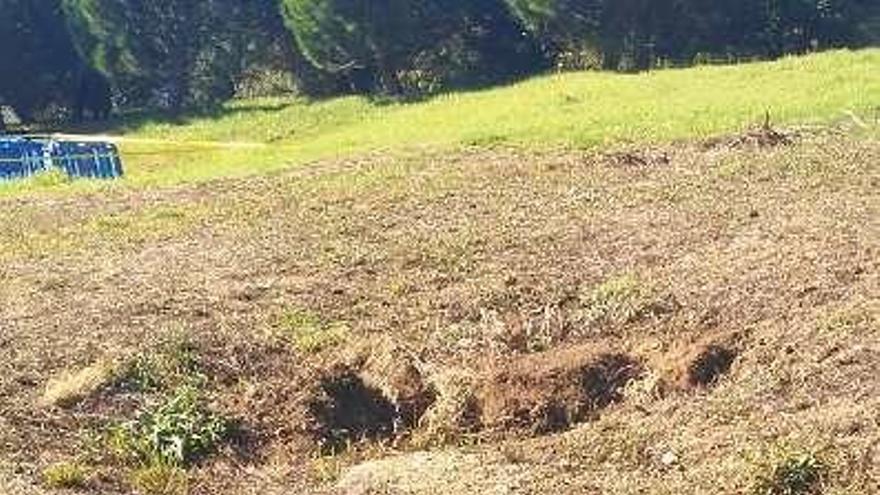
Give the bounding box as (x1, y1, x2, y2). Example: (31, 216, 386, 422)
(307, 342, 436, 451)
(358, 341, 436, 429)
(603, 149, 671, 168)
(475, 346, 641, 434)
(40, 359, 119, 407)
(660, 336, 739, 390)
(704, 121, 797, 150)
(415, 369, 481, 446)
(686, 344, 737, 387)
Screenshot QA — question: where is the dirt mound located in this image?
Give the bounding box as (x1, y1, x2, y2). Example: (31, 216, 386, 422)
(704, 117, 797, 149)
(602, 148, 671, 168)
(307, 341, 436, 452)
(660, 334, 740, 390)
(475, 346, 641, 434)
(358, 341, 436, 430)
(415, 369, 481, 446)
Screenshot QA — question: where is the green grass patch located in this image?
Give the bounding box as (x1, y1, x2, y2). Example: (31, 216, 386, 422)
(0, 203, 206, 262)
(129, 463, 189, 495)
(579, 273, 667, 327)
(6, 49, 877, 194)
(276, 307, 349, 354)
(118, 333, 203, 393)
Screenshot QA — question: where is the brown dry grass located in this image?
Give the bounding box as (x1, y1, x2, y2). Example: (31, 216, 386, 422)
(1, 125, 879, 494)
(40, 359, 119, 407)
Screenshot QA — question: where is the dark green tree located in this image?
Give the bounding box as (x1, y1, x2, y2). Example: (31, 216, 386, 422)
(281, 0, 545, 95)
(63, 0, 297, 110)
(0, 0, 83, 123)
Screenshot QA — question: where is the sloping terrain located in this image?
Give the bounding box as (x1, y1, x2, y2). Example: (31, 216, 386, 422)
(2, 49, 877, 194)
(2, 117, 879, 494)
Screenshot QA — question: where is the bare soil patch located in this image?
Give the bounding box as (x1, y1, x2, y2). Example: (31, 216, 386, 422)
(476, 346, 641, 434)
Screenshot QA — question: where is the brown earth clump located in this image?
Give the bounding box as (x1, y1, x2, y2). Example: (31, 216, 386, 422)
(602, 149, 671, 168)
(358, 340, 436, 430)
(686, 344, 737, 387)
(475, 346, 641, 435)
(659, 333, 740, 390)
(703, 117, 797, 150)
(307, 365, 399, 452)
(307, 342, 436, 452)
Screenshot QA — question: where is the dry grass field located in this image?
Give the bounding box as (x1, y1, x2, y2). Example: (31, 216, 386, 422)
(2, 119, 879, 494)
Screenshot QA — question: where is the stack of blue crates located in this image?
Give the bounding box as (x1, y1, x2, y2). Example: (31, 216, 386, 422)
(0, 136, 124, 181)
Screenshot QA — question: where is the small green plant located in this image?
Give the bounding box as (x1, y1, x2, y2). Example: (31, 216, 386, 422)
(110, 385, 228, 467)
(277, 307, 349, 354)
(753, 452, 825, 495)
(580, 273, 661, 327)
(43, 461, 89, 489)
(130, 463, 189, 495)
(118, 333, 202, 392)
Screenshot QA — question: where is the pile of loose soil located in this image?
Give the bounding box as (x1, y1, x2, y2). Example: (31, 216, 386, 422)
(475, 346, 642, 434)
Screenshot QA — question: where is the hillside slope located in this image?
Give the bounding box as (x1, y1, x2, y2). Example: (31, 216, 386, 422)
(1, 51, 879, 495)
(4, 48, 874, 193)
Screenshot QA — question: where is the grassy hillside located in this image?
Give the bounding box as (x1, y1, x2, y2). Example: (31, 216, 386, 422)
(4, 48, 875, 193)
(119, 49, 878, 185)
(1, 50, 879, 495)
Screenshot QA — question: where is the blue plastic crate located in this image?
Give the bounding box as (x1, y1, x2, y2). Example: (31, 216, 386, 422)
(0, 138, 50, 180)
(50, 141, 124, 179)
(0, 136, 124, 181)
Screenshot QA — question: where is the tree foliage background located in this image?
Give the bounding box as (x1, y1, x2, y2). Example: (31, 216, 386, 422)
(0, 0, 877, 124)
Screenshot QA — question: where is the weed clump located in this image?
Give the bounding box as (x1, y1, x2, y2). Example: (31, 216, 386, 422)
(118, 334, 202, 392)
(110, 386, 228, 467)
(579, 274, 673, 329)
(277, 307, 349, 354)
(753, 452, 825, 495)
(42, 461, 89, 489)
(130, 463, 189, 495)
